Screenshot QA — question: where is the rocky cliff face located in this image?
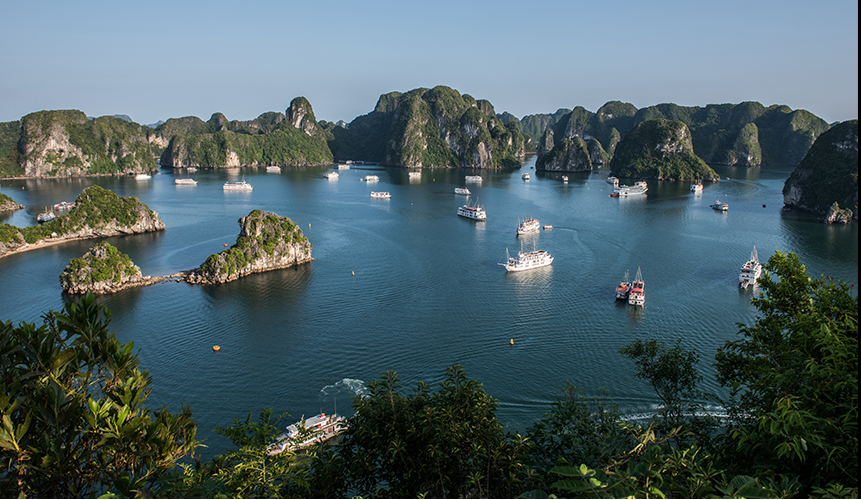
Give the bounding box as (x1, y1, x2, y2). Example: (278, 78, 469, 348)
(158, 98, 332, 169)
(10, 111, 159, 177)
(186, 210, 312, 285)
(330, 86, 528, 169)
(0, 193, 23, 212)
(609, 119, 719, 181)
(536, 101, 829, 169)
(536, 137, 592, 172)
(0, 186, 164, 258)
(59, 242, 145, 294)
(783, 120, 858, 221)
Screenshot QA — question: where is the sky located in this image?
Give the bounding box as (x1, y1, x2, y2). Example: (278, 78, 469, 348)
(1, 0, 857, 126)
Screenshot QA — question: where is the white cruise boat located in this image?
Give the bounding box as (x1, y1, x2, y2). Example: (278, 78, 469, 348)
(223, 179, 253, 191)
(409, 171, 421, 178)
(500, 248, 553, 272)
(370, 191, 391, 199)
(337, 163, 350, 169)
(454, 187, 471, 195)
(562, 176, 568, 183)
(710, 199, 729, 211)
(739, 246, 762, 289)
(186, 167, 197, 173)
(457, 200, 487, 221)
(614, 181, 648, 196)
(361, 175, 379, 182)
(324, 171, 339, 179)
(690, 182, 703, 192)
(267, 166, 282, 173)
(268, 413, 347, 456)
(606, 176, 618, 185)
(135, 173, 151, 180)
(52, 201, 75, 211)
(522, 172, 530, 181)
(516, 218, 540, 235)
(175, 178, 197, 185)
(628, 267, 644, 306)
(465, 175, 482, 182)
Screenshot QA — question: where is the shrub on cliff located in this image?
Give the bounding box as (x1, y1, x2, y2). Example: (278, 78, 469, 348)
(59, 242, 141, 294)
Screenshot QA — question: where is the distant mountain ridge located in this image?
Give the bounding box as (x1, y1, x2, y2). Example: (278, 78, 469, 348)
(0, 90, 840, 177)
(533, 101, 829, 172)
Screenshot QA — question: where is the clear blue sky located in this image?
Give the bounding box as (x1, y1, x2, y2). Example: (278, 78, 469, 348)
(1, 0, 857, 125)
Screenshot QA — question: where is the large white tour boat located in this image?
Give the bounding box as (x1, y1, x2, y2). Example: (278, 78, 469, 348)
(267, 166, 282, 173)
(615, 270, 631, 300)
(500, 248, 553, 272)
(337, 163, 350, 170)
(516, 218, 540, 235)
(223, 179, 253, 191)
(409, 171, 421, 179)
(690, 182, 703, 193)
(370, 191, 391, 199)
(457, 200, 487, 221)
(324, 171, 339, 179)
(522, 172, 530, 181)
(37, 207, 57, 224)
(628, 267, 645, 306)
(465, 175, 482, 182)
(175, 178, 197, 185)
(267, 413, 347, 456)
(361, 175, 379, 182)
(614, 181, 648, 196)
(135, 173, 151, 180)
(454, 187, 471, 195)
(739, 246, 762, 289)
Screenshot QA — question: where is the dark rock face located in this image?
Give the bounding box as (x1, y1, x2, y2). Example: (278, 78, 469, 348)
(59, 242, 143, 294)
(536, 137, 592, 172)
(782, 120, 858, 221)
(186, 210, 313, 285)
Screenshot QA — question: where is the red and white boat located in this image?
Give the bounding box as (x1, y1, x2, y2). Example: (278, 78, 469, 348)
(268, 412, 347, 456)
(628, 267, 644, 306)
(615, 270, 631, 300)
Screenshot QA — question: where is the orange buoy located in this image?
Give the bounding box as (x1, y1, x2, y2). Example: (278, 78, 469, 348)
(224, 243, 228, 247)
(352, 271, 355, 276)
(510, 339, 514, 345)
(213, 345, 221, 352)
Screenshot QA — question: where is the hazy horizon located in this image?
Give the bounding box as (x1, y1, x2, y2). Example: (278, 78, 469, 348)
(2, 0, 857, 126)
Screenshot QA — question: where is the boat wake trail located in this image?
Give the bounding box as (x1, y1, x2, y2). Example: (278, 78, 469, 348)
(320, 378, 366, 400)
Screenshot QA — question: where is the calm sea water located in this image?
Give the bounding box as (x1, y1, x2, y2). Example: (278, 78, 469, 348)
(1, 156, 857, 456)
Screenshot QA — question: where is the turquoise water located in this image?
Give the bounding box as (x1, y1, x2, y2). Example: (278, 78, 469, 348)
(1, 157, 857, 456)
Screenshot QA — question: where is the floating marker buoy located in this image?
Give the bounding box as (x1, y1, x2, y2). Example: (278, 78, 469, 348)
(224, 243, 228, 247)
(352, 271, 355, 276)
(213, 345, 221, 352)
(510, 339, 514, 345)
(309, 223, 311, 227)
(762, 204, 766, 208)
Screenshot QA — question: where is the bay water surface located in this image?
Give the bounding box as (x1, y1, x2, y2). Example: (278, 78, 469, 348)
(1, 156, 857, 456)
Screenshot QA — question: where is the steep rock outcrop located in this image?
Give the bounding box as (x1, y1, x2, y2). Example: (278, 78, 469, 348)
(783, 120, 858, 221)
(158, 99, 332, 168)
(186, 210, 312, 285)
(0, 185, 164, 258)
(609, 119, 719, 181)
(60, 242, 145, 294)
(536, 137, 592, 172)
(329, 86, 528, 168)
(0, 193, 23, 212)
(13, 111, 158, 177)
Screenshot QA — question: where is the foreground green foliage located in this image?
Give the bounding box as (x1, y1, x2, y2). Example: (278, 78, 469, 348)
(715, 250, 858, 492)
(336, 366, 532, 498)
(0, 294, 198, 498)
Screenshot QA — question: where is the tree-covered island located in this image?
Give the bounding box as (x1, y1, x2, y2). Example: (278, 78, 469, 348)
(0, 185, 164, 258)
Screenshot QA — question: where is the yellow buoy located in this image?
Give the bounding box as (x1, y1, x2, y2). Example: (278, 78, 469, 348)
(213, 345, 221, 352)
(352, 271, 355, 276)
(309, 223, 311, 227)
(510, 339, 514, 345)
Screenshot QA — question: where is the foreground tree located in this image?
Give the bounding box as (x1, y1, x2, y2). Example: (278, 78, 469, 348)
(715, 250, 858, 495)
(0, 293, 199, 498)
(337, 365, 532, 498)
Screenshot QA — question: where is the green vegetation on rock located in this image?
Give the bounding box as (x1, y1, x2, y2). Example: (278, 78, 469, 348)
(0, 121, 23, 176)
(59, 242, 140, 292)
(609, 119, 719, 180)
(329, 86, 528, 168)
(783, 119, 858, 218)
(192, 209, 311, 283)
(0, 185, 163, 252)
